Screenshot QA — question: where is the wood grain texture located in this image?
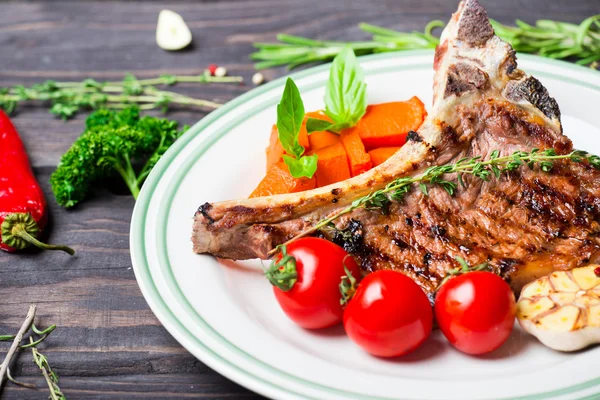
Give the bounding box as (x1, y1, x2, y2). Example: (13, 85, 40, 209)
(0, 0, 598, 398)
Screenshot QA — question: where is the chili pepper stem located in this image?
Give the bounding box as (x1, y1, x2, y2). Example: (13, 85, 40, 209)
(1, 213, 74, 255)
(11, 225, 74, 256)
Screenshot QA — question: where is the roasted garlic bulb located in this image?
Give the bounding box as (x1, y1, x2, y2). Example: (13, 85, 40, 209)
(517, 265, 600, 351)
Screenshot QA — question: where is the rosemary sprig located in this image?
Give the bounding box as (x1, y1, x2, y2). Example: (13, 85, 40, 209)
(0, 305, 63, 399)
(31, 338, 65, 400)
(490, 16, 600, 65)
(251, 16, 600, 69)
(269, 148, 600, 255)
(251, 21, 443, 69)
(0, 71, 243, 120)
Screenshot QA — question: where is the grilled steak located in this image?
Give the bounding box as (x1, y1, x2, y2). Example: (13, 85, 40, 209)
(192, 0, 600, 293)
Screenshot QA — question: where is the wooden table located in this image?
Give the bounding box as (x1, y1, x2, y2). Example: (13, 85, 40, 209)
(0, 0, 597, 398)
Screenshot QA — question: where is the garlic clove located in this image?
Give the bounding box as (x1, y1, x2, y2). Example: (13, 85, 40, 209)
(517, 297, 554, 320)
(572, 267, 599, 290)
(549, 271, 580, 292)
(536, 305, 580, 332)
(156, 10, 192, 51)
(521, 275, 552, 298)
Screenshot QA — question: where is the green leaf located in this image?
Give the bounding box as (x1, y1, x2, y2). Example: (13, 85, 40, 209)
(306, 118, 335, 134)
(160, 74, 177, 85)
(283, 154, 318, 179)
(323, 47, 367, 130)
(50, 103, 79, 120)
(123, 73, 143, 96)
(277, 78, 305, 159)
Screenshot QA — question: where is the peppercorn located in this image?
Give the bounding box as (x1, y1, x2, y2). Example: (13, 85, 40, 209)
(252, 72, 265, 85)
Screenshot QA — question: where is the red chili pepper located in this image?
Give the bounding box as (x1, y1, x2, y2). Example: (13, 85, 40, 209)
(0, 110, 74, 255)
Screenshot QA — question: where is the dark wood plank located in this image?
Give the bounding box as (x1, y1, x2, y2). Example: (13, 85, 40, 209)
(0, 0, 598, 398)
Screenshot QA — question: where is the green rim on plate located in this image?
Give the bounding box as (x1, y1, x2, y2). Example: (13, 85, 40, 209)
(131, 50, 600, 400)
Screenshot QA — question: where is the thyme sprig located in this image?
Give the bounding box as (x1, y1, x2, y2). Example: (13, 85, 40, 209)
(0, 72, 243, 119)
(268, 148, 600, 255)
(251, 16, 600, 70)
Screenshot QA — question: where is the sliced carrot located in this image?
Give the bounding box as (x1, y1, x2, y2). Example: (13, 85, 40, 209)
(298, 122, 310, 149)
(266, 124, 284, 171)
(368, 147, 401, 167)
(308, 130, 339, 150)
(340, 129, 372, 176)
(308, 142, 351, 187)
(250, 161, 316, 198)
(349, 97, 427, 150)
(304, 111, 337, 150)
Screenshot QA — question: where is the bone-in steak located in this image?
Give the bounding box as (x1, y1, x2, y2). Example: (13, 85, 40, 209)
(191, 0, 600, 293)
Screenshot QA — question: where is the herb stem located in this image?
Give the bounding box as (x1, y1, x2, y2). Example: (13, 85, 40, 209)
(110, 154, 141, 200)
(0, 72, 243, 119)
(31, 337, 64, 400)
(0, 305, 36, 389)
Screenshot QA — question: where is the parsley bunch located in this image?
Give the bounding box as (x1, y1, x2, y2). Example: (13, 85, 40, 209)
(50, 107, 188, 207)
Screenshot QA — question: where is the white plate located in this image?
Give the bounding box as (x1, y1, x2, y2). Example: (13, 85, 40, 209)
(130, 51, 600, 400)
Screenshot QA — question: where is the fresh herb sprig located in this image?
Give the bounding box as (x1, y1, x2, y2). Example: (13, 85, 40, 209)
(251, 16, 600, 70)
(269, 148, 600, 255)
(490, 16, 600, 66)
(277, 78, 318, 178)
(252, 21, 443, 70)
(51, 106, 187, 207)
(0, 305, 63, 399)
(31, 338, 65, 400)
(0, 72, 243, 120)
(306, 48, 367, 134)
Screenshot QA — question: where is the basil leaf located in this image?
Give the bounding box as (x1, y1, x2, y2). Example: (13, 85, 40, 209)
(283, 154, 318, 179)
(323, 47, 367, 130)
(277, 78, 305, 159)
(306, 118, 334, 134)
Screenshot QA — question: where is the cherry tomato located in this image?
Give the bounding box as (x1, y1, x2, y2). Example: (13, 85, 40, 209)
(343, 270, 433, 357)
(270, 237, 361, 329)
(434, 271, 516, 355)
